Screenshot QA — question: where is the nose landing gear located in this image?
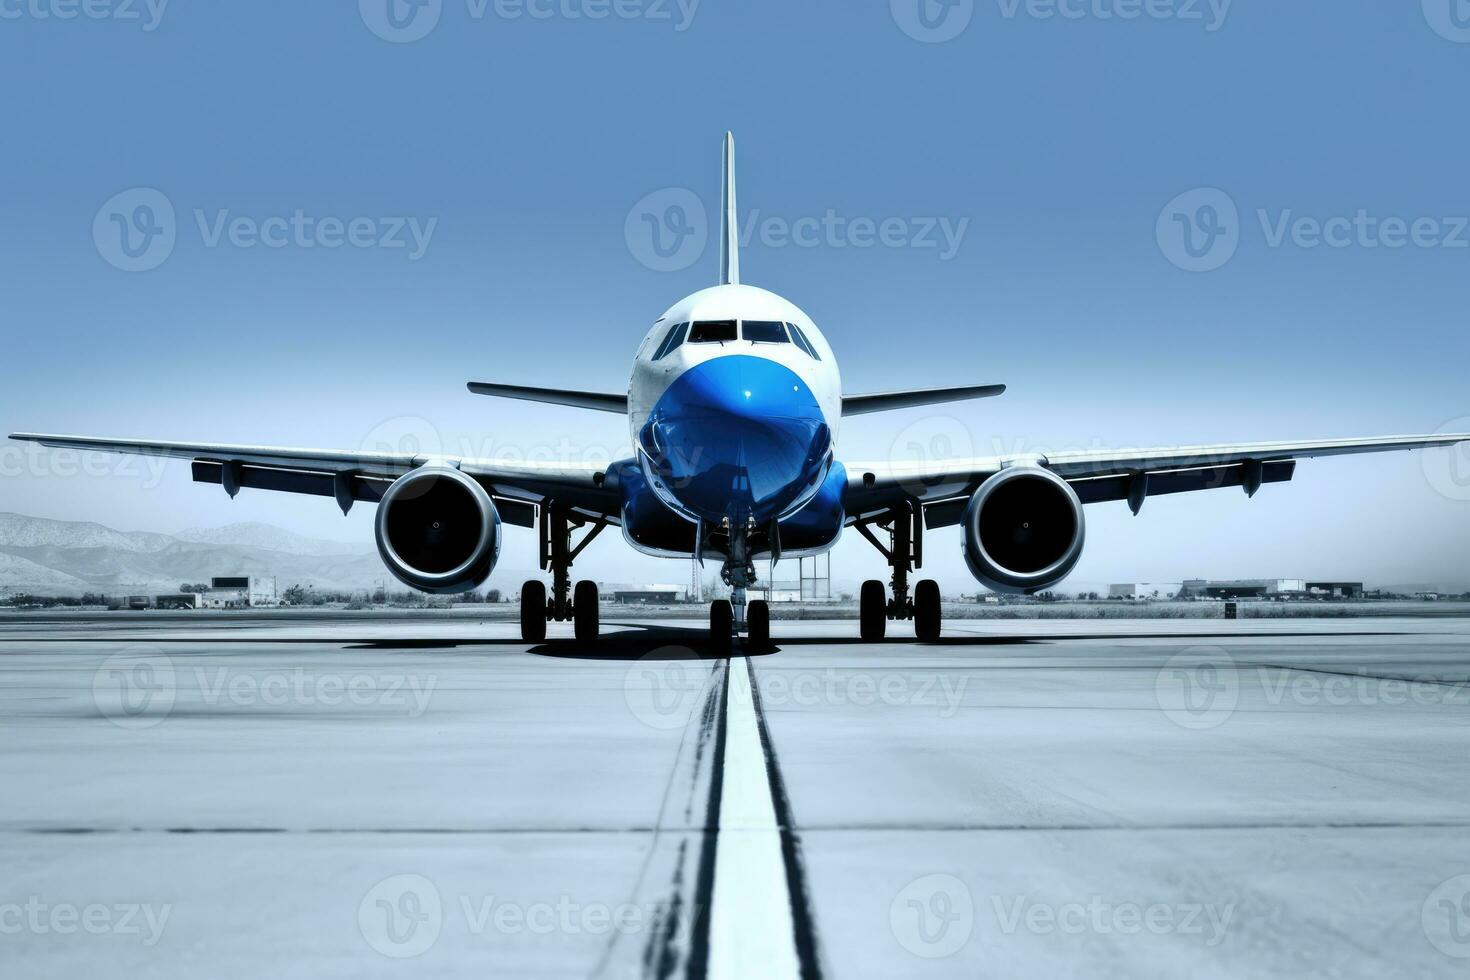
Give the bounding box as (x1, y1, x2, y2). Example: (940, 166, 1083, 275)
(707, 519, 771, 653)
(855, 501, 942, 642)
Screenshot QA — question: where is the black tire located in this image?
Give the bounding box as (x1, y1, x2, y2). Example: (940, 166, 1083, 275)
(914, 579, 941, 642)
(573, 580, 599, 644)
(709, 600, 733, 656)
(747, 599, 770, 651)
(520, 580, 547, 643)
(860, 580, 887, 642)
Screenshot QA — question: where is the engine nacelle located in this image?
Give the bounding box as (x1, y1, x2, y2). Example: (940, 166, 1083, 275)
(961, 466, 1085, 595)
(374, 465, 501, 594)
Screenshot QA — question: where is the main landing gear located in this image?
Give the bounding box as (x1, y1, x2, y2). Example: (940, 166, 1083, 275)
(854, 501, 941, 642)
(520, 503, 606, 644)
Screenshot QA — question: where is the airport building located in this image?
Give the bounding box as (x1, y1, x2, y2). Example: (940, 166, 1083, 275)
(613, 588, 682, 605)
(1178, 579, 1308, 599)
(199, 576, 278, 609)
(1107, 583, 1183, 600)
(1306, 581, 1364, 598)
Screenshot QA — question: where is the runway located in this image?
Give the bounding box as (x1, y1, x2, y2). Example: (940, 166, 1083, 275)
(3, 614, 1470, 978)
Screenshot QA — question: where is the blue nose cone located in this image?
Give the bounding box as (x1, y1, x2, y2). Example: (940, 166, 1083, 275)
(641, 355, 831, 525)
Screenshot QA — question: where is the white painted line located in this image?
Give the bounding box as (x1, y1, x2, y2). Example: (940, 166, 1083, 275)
(708, 659, 802, 980)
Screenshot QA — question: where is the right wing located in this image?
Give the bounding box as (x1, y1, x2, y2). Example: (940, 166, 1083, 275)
(844, 432, 1470, 524)
(8, 432, 621, 526)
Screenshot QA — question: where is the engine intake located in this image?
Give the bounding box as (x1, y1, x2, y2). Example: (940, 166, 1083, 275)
(375, 465, 501, 594)
(962, 466, 1085, 594)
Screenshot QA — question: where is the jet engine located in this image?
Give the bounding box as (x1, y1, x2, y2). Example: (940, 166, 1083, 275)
(374, 465, 501, 594)
(961, 466, 1085, 594)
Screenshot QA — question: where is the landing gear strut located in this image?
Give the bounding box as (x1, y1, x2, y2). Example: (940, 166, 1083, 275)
(855, 501, 941, 642)
(709, 518, 765, 654)
(520, 502, 606, 644)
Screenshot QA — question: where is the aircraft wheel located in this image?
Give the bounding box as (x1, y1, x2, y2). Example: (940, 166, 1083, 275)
(573, 580, 599, 644)
(709, 600, 733, 656)
(914, 579, 941, 642)
(747, 599, 770, 651)
(860, 580, 887, 641)
(520, 580, 547, 643)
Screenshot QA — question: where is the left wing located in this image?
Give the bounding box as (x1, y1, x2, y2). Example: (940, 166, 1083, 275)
(845, 433, 1470, 525)
(8, 432, 620, 526)
(466, 382, 628, 414)
(842, 383, 1006, 416)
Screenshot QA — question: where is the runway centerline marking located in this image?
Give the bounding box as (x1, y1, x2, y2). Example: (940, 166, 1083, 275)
(699, 657, 817, 980)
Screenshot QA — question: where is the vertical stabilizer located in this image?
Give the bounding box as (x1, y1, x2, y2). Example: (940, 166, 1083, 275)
(719, 131, 740, 285)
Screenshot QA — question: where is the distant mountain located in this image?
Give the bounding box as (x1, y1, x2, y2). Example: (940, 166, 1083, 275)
(0, 512, 387, 596)
(174, 522, 370, 557)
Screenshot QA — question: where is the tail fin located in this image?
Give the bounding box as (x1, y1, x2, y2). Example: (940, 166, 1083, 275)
(719, 131, 740, 285)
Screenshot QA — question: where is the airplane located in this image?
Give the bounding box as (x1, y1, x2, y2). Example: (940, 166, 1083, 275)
(11, 133, 1469, 653)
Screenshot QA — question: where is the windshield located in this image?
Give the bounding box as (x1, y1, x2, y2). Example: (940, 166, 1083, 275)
(689, 320, 737, 343)
(742, 320, 788, 344)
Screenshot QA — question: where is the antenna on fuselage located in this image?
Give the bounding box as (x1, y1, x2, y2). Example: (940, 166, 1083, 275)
(719, 131, 740, 286)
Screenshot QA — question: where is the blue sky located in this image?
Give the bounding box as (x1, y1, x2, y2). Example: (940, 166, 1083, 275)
(2, 0, 1469, 591)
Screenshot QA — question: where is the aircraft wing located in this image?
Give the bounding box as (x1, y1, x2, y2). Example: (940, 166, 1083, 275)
(844, 433, 1470, 525)
(841, 383, 1006, 416)
(7, 432, 620, 527)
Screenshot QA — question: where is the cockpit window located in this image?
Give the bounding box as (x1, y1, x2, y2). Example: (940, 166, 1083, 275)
(652, 321, 688, 361)
(689, 320, 737, 344)
(787, 322, 821, 360)
(742, 320, 788, 344)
